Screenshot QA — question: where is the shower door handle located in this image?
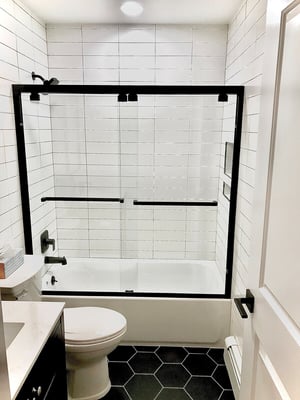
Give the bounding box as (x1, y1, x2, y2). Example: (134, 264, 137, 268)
(234, 289, 255, 319)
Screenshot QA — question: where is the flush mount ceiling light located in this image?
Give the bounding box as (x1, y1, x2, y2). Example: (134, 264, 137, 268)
(120, 1, 144, 17)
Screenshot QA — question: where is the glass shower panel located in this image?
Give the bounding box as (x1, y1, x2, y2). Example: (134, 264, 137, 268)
(215, 94, 237, 286)
(51, 93, 89, 258)
(24, 93, 123, 260)
(129, 95, 223, 262)
(119, 98, 140, 291)
(119, 99, 139, 260)
(22, 92, 56, 254)
(84, 94, 122, 259)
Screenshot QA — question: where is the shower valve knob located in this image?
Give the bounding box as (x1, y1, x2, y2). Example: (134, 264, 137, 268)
(40, 230, 56, 253)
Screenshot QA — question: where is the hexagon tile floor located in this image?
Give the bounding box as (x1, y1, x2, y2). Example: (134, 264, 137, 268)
(102, 346, 234, 400)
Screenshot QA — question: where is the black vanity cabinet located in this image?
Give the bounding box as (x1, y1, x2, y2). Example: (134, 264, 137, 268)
(15, 315, 67, 400)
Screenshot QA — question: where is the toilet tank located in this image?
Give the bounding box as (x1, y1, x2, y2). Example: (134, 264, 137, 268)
(0, 256, 43, 301)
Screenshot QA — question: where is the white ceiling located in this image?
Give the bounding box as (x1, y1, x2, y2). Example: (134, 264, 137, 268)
(21, 0, 242, 24)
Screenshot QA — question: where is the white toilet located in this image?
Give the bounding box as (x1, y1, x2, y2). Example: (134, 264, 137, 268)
(64, 307, 127, 400)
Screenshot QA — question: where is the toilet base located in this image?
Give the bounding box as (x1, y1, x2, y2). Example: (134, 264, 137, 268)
(67, 356, 111, 400)
(68, 384, 110, 400)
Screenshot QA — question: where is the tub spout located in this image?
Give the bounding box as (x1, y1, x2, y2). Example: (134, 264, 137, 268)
(44, 256, 67, 265)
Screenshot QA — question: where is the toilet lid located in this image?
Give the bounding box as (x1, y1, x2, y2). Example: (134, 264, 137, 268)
(64, 307, 127, 344)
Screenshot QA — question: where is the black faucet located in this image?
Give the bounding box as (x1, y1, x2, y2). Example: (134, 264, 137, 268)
(44, 256, 67, 265)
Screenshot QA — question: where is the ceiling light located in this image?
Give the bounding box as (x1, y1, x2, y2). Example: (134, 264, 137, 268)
(120, 1, 143, 17)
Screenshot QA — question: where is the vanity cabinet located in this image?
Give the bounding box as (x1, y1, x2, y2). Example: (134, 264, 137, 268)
(15, 315, 67, 400)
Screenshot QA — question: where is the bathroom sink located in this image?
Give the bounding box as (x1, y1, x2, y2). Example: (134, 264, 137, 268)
(3, 322, 24, 348)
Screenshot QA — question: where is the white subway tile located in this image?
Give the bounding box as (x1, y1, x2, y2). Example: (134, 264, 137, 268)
(48, 55, 83, 69)
(156, 25, 192, 42)
(83, 56, 118, 69)
(83, 42, 118, 56)
(120, 56, 155, 69)
(0, 25, 16, 49)
(82, 25, 118, 42)
(119, 43, 155, 56)
(47, 27, 82, 43)
(84, 68, 118, 82)
(0, 60, 18, 80)
(156, 42, 192, 56)
(119, 26, 155, 42)
(47, 42, 82, 55)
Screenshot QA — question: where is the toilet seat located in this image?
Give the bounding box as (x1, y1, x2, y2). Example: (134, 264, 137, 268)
(64, 307, 127, 345)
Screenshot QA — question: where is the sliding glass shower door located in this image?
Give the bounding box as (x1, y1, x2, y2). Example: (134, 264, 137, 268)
(15, 85, 243, 297)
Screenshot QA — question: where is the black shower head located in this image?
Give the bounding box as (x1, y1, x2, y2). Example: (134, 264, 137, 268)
(44, 77, 60, 85)
(31, 71, 59, 85)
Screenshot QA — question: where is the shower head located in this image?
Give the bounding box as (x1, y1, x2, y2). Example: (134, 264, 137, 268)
(31, 71, 59, 85)
(30, 71, 59, 101)
(44, 77, 60, 85)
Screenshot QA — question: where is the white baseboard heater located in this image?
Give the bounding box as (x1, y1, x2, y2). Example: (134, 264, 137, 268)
(224, 336, 242, 399)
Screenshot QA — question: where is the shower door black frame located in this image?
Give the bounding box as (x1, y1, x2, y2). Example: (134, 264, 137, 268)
(12, 84, 244, 299)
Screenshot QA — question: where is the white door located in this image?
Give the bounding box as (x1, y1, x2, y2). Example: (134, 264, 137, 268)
(238, 0, 300, 399)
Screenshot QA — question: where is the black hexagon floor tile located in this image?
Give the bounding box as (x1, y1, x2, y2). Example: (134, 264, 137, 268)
(219, 390, 235, 400)
(129, 352, 162, 373)
(102, 386, 131, 400)
(134, 346, 159, 352)
(185, 377, 223, 400)
(208, 348, 225, 365)
(108, 345, 136, 361)
(185, 347, 209, 354)
(155, 364, 191, 387)
(183, 354, 217, 376)
(156, 346, 188, 363)
(156, 388, 191, 400)
(212, 366, 232, 390)
(108, 362, 134, 385)
(125, 374, 162, 400)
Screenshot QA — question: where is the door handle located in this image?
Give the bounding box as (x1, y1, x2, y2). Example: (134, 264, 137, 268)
(234, 289, 255, 319)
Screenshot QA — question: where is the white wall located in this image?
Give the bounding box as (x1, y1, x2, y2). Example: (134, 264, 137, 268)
(224, 0, 268, 350)
(0, 0, 56, 254)
(46, 24, 228, 260)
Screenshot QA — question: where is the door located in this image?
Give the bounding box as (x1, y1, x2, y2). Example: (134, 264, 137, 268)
(239, 0, 300, 399)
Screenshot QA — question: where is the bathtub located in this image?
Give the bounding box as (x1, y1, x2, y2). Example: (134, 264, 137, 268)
(42, 258, 231, 346)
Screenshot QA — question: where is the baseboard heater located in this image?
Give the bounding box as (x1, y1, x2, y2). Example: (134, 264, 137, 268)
(224, 336, 242, 399)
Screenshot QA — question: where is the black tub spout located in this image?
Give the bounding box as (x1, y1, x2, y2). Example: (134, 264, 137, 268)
(44, 256, 67, 265)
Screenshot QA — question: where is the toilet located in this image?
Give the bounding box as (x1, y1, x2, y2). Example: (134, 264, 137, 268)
(64, 307, 127, 400)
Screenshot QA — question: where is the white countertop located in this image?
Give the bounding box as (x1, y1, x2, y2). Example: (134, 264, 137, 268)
(0, 255, 44, 289)
(2, 301, 65, 400)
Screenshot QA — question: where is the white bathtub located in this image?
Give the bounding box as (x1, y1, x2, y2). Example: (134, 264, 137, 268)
(42, 258, 225, 294)
(42, 258, 230, 346)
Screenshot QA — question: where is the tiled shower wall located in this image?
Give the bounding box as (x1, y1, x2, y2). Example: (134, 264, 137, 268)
(223, 0, 267, 352)
(0, 0, 57, 254)
(46, 24, 229, 260)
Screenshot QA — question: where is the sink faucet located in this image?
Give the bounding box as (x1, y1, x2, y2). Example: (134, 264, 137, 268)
(44, 256, 67, 265)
